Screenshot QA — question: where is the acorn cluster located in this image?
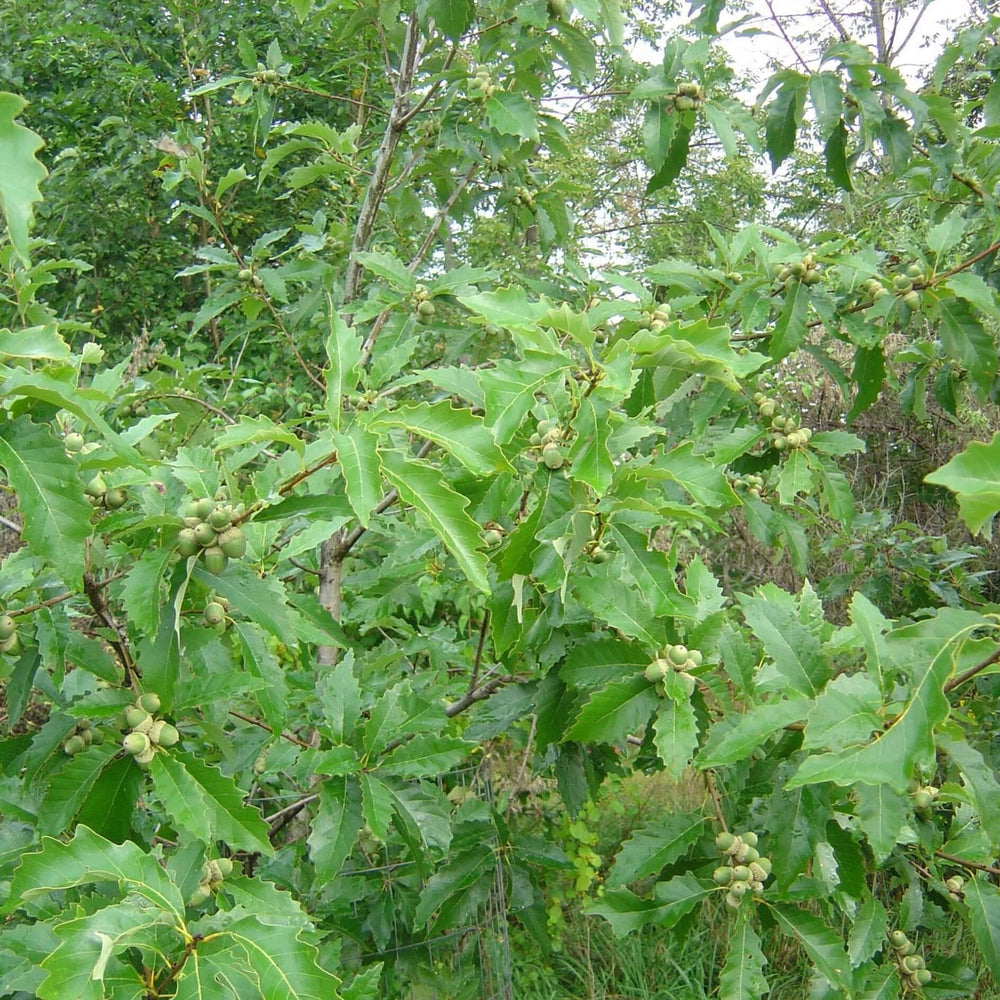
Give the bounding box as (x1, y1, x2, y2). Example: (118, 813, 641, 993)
(468, 69, 496, 100)
(645, 644, 702, 697)
(752, 394, 812, 451)
(634, 303, 671, 332)
(731, 473, 765, 499)
(188, 857, 235, 906)
(673, 82, 703, 112)
(511, 185, 536, 210)
(776, 255, 821, 287)
(63, 718, 103, 755)
(713, 831, 771, 908)
(892, 265, 924, 311)
(84, 474, 127, 511)
(0, 611, 21, 658)
(203, 593, 230, 629)
(252, 63, 282, 86)
(888, 930, 932, 988)
(413, 284, 436, 325)
(177, 491, 246, 573)
(118, 400, 148, 419)
(529, 417, 567, 470)
(122, 693, 178, 768)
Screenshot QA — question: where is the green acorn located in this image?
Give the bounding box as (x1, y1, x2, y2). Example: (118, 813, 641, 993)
(590, 547, 610, 563)
(123, 732, 150, 756)
(139, 692, 161, 714)
(125, 706, 151, 729)
(84, 474, 107, 498)
(216, 857, 234, 877)
(203, 546, 229, 574)
(217, 527, 247, 559)
(194, 522, 217, 547)
(208, 506, 233, 530)
(104, 487, 127, 509)
(0, 615, 15, 641)
(64, 735, 86, 755)
(204, 601, 226, 626)
(713, 867, 733, 885)
(483, 528, 504, 548)
(542, 445, 564, 470)
(645, 659, 669, 683)
(177, 529, 200, 558)
(64, 432, 85, 453)
(715, 832, 736, 852)
(194, 497, 216, 520)
(188, 883, 212, 906)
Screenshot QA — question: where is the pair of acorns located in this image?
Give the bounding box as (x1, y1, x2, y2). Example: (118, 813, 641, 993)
(203, 594, 230, 628)
(413, 284, 437, 325)
(63, 718, 104, 755)
(122, 693, 178, 767)
(0, 612, 21, 657)
(84, 474, 127, 511)
(714, 831, 771, 907)
(177, 493, 247, 573)
(188, 857, 235, 906)
(776, 255, 821, 287)
(673, 82, 703, 111)
(888, 930, 932, 988)
(529, 418, 566, 469)
(467, 69, 496, 100)
(892, 266, 923, 311)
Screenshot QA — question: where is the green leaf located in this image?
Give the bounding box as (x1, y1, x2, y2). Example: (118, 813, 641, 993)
(414, 847, 496, 929)
(234, 621, 288, 733)
(119, 546, 174, 636)
(606, 812, 705, 887)
(0, 418, 93, 587)
(719, 905, 769, 1000)
(941, 737, 1000, 853)
(316, 652, 361, 744)
(697, 697, 812, 767)
(927, 210, 965, 257)
(848, 897, 888, 968)
(777, 448, 813, 505)
(74, 755, 142, 844)
(788, 608, 986, 792)
(573, 575, 660, 646)
(149, 752, 213, 843)
(809, 71, 843, 137)
(824, 119, 853, 191)
(802, 674, 881, 752)
(765, 74, 807, 171)
(367, 400, 513, 475)
(214, 414, 304, 456)
(964, 875, 1000, 982)
(939, 298, 996, 396)
(846, 346, 885, 422)
(325, 314, 363, 431)
(585, 873, 712, 936)
(308, 775, 362, 881)
(38, 743, 120, 836)
(646, 120, 691, 195)
(925, 431, 1000, 537)
(854, 783, 908, 863)
(946, 271, 998, 316)
(652, 697, 698, 777)
(478, 355, 573, 444)
(426, 0, 474, 38)
(193, 562, 299, 643)
(378, 735, 472, 778)
(768, 904, 852, 990)
(332, 426, 382, 526)
(650, 442, 734, 506)
(0, 92, 47, 265)
(379, 450, 489, 592)
(565, 676, 659, 745)
(359, 772, 394, 840)
(5, 825, 184, 916)
(352, 250, 415, 291)
(567, 396, 614, 494)
(37, 899, 170, 999)
(643, 102, 677, 169)
(0, 324, 69, 361)
(172, 751, 274, 855)
(770, 281, 808, 360)
(485, 93, 539, 141)
(739, 594, 830, 697)
(197, 912, 342, 997)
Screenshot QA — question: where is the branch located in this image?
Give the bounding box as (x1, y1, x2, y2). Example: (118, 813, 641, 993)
(228, 709, 312, 748)
(342, 16, 421, 306)
(944, 645, 1000, 693)
(704, 770, 728, 831)
(267, 792, 320, 835)
(83, 569, 137, 685)
(934, 850, 1000, 879)
(762, 0, 812, 73)
(467, 611, 490, 694)
(446, 674, 517, 717)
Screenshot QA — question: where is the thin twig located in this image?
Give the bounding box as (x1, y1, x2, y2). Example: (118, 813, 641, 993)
(934, 850, 1000, 878)
(228, 709, 312, 748)
(267, 792, 320, 830)
(704, 770, 727, 831)
(468, 611, 491, 694)
(944, 645, 1000, 693)
(0, 515, 21, 534)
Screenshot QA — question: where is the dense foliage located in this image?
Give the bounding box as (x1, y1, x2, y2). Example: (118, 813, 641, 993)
(1, 0, 1000, 997)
